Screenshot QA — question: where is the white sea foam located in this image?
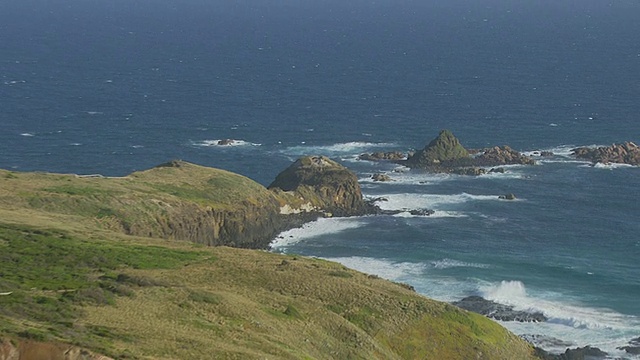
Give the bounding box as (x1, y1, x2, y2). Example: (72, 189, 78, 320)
(479, 281, 640, 356)
(20, 133, 35, 137)
(373, 192, 503, 212)
(591, 162, 636, 169)
(281, 141, 396, 156)
(270, 217, 367, 250)
(321, 256, 427, 282)
(480, 281, 639, 331)
(359, 172, 450, 186)
(392, 210, 468, 218)
(431, 258, 491, 269)
(193, 139, 262, 147)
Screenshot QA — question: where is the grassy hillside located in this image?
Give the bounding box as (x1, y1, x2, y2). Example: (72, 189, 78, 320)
(0, 164, 538, 359)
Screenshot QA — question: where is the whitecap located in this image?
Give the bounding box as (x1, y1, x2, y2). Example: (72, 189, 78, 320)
(479, 280, 639, 331)
(69, 143, 82, 146)
(392, 210, 468, 218)
(270, 217, 367, 250)
(86, 111, 103, 115)
(20, 133, 35, 137)
(281, 141, 397, 157)
(192, 139, 262, 147)
(431, 258, 491, 269)
(591, 162, 636, 169)
(320, 256, 427, 282)
(359, 171, 450, 186)
(479, 280, 640, 356)
(373, 192, 503, 212)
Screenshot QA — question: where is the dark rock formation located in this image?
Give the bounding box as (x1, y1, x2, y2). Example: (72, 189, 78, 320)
(499, 193, 517, 200)
(358, 151, 406, 161)
(404, 129, 470, 168)
(452, 296, 547, 322)
(409, 209, 435, 216)
(268, 156, 374, 217)
(473, 146, 536, 166)
(520, 334, 573, 350)
(402, 130, 534, 174)
(618, 336, 640, 355)
(489, 167, 506, 173)
(453, 167, 486, 176)
(534, 346, 608, 360)
(572, 142, 640, 165)
(217, 139, 235, 146)
(371, 173, 393, 182)
(540, 151, 554, 157)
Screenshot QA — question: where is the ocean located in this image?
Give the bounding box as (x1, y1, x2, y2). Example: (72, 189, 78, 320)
(1, 0, 639, 357)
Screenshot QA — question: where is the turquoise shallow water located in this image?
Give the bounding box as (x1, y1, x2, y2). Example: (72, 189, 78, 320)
(1, 0, 639, 356)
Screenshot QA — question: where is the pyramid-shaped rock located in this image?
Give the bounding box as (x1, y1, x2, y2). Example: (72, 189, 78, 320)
(405, 130, 470, 168)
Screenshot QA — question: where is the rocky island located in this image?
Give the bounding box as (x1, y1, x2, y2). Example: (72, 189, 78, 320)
(572, 142, 640, 166)
(360, 129, 536, 176)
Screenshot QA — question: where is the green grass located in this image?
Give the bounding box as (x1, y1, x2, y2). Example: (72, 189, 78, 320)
(0, 222, 211, 356)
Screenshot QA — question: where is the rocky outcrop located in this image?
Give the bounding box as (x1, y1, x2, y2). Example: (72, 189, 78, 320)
(473, 146, 536, 166)
(0, 338, 112, 360)
(404, 129, 470, 168)
(358, 151, 406, 161)
(371, 173, 393, 182)
(499, 193, 517, 200)
(572, 142, 640, 165)
(402, 130, 534, 174)
(452, 296, 547, 322)
(268, 156, 374, 217)
(618, 337, 640, 355)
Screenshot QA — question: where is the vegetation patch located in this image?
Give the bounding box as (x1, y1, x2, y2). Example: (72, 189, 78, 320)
(0, 222, 209, 354)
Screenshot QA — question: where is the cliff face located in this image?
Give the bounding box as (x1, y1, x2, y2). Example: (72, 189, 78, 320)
(0, 159, 372, 249)
(268, 156, 372, 216)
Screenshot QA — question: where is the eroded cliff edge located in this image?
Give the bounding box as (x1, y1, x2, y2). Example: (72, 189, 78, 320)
(0, 157, 372, 249)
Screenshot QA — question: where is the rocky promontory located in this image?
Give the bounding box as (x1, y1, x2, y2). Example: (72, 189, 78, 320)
(269, 155, 376, 217)
(0, 158, 374, 250)
(572, 142, 640, 166)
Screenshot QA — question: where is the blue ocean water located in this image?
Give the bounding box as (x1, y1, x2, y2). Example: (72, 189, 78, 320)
(1, 0, 639, 356)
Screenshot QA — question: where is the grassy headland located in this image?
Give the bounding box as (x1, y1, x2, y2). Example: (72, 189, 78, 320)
(0, 162, 538, 359)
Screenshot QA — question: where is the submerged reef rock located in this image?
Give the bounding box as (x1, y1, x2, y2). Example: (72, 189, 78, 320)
(572, 142, 640, 165)
(452, 296, 547, 322)
(268, 155, 375, 217)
